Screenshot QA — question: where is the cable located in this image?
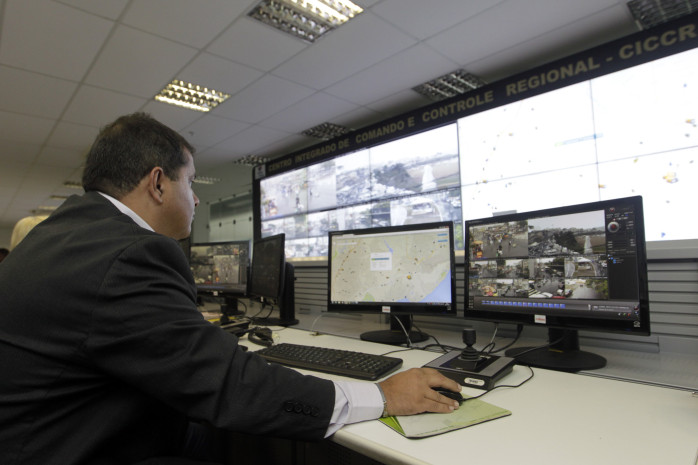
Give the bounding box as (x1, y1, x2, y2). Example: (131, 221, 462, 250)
(508, 332, 568, 359)
(462, 365, 535, 403)
(489, 324, 524, 354)
(391, 315, 413, 348)
(410, 321, 446, 351)
(487, 323, 499, 348)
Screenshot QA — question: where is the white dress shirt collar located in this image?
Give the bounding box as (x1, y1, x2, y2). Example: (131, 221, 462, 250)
(97, 192, 154, 232)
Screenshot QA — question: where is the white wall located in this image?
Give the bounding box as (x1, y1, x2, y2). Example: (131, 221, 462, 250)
(191, 163, 254, 244)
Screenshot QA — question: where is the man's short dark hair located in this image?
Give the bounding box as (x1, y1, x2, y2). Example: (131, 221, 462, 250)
(82, 113, 195, 199)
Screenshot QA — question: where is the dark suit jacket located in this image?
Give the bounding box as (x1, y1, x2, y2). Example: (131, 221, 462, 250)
(0, 192, 334, 465)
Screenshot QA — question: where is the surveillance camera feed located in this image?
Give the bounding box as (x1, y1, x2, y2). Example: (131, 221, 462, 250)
(465, 196, 649, 334)
(260, 124, 463, 258)
(189, 241, 249, 294)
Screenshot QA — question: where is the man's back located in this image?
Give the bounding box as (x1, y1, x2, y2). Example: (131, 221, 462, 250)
(0, 191, 335, 464)
(0, 192, 193, 463)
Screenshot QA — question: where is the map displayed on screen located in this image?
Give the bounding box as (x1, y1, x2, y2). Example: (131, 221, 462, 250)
(330, 229, 452, 304)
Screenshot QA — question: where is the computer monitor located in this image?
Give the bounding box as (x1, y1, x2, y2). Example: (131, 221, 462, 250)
(249, 233, 298, 326)
(189, 240, 250, 318)
(328, 221, 457, 345)
(464, 196, 650, 372)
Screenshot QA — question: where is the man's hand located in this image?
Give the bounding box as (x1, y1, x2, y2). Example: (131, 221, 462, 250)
(378, 367, 462, 416)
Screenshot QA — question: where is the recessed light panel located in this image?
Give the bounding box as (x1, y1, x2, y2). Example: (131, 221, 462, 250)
(249, 0, 363, 43)
(302, 122, 351, 140)
(154, 80, 230, 112)
(413, 70, 486, 102)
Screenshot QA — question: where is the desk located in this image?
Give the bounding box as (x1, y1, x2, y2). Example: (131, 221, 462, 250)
(240, 327, 698, 465)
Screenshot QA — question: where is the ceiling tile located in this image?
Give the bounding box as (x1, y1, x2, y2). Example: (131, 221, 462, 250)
(371, 0, 505, 40)
(261, 92, 359, 132)
(54, 0, 129, 20)
(85, 25, 198, 98)
(0, 67, 77, 119)
(466, 4, 638, 81)
(272, 12, 417, 89)
(211, 124, 291, 159)
(178, 53, 263, 96)
(207, 17, 308, 72)
(426, 0, 627, 67)
(21, 164, 75, 187)
(45, 121, 99, 152)
(122, 0, 254, 48)
(0, 161, 32, 190)
(62, 85, 149, 127)
(325, 44, 459, 106)
(2, 140, 43, 164)
(36, 146, 87, 168)
(0, 0, 114, 81)
(180, 115, 250, 149)
(0, 111, 56, 145)
(214, 74, 315, 124)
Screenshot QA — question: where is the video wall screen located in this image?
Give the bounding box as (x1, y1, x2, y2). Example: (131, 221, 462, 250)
(260, 124, 463, 258)
(459, 47, 698, 242)
(256, 39, 698, 258)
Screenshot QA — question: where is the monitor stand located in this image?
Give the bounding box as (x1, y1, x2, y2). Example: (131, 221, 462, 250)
(505, 328, 607, 372)
(219, 296, 244, 325)
(360, 315, 429, 345)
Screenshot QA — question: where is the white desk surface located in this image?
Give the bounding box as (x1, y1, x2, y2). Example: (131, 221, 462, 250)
(242, 326, 698, 465)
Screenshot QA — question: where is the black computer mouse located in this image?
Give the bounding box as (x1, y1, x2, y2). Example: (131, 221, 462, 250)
(432, 387, 464, 403)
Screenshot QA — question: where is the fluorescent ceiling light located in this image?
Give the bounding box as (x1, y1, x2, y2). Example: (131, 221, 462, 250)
(413, 70, 486, 102)
(248, 0, 364, 43)
(233, 155, 271, 166)
(154, 80, 230, 112)
(193, 176, 221, 185)
(302, 122, 351, 140)
(627, 0, 697, 29)
(63, 181, 83, 189)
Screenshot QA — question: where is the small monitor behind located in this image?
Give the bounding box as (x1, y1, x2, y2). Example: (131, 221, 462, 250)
(464, 196, 650, 372)
(249, 233, 298, 326)
(190, 240, 250, 318)
(327, 221, 457, 345)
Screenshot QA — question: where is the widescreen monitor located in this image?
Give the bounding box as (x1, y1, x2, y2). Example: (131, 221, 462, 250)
(464, 196, 650, 371)
(328, 221, 456, 345)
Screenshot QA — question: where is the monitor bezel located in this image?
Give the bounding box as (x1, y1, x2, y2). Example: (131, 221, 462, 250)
(189, 240, 250, 295)
(327, 221, 457, 316)
(248, 233, 286, 301)
(463, 196, 650, 336)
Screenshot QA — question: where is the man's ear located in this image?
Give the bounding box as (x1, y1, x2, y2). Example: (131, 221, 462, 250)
(147, 167, 165, 204)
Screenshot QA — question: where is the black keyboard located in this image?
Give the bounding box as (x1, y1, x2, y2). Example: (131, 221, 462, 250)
(256, 343, 403, 381)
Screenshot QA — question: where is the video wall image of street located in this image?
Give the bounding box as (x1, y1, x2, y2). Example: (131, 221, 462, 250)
(260, 124, 463, 258)
(468, 210, 609, 301)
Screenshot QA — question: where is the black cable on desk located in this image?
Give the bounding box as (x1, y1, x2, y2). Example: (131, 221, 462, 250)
(462, 365, 535, 403)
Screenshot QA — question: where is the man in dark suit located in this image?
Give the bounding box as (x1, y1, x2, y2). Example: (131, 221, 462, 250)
(0, 113, 460, 465)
